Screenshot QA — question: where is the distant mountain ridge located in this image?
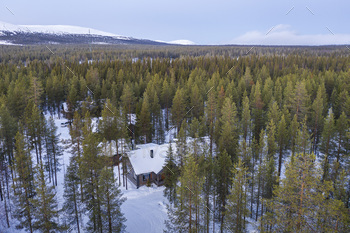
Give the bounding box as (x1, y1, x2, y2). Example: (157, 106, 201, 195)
(0, 21, 195, 46)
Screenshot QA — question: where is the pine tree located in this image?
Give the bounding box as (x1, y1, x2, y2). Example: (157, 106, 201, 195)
(333, 112, 349, 181)
(261, 153, 349, 232)
(0, 100, 17, 201)
(290, 114, 299, 156)
(251, 81, 264, 142)
(201, 144, 214, 233)
(241, 96, 251, 143)
(165, 154, 205, 233)
(137, 92, 152, 143)
(81, 113, 104, 232)
(98, 167, 126, 233)
(171, 87, 186, 133)
(276, 114, 288, 177)
(25, 100, 46, 165)
(12, 131, 34, 233)
(31, 165, 59, 232)
(161, 79, 171, 130)
(98, 99, 118, 142)
(295, 116, 311, 155)
(164, 143, 179, 205)
(69, 111, 84, 200)
(190, 84, 204, 119)
(62, 156, 82, 233)
(311, 87, 324, 152)
(205, 89, 217, 154)
(218, 97, 239, 162)
(28, 74, 43, 107)
(176, 122, 188, 167)
(320, 108, 335, 181)
(293, 80, 310, 122)
(225, 158, 250, 232)
(45, 117, 62, 186)
(121, 83, 135, 125)
(266, 119, 277, 158)
(214, 150, 233, 231)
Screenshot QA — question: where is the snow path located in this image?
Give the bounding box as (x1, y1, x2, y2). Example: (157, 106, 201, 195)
(119, 182, 168, 233)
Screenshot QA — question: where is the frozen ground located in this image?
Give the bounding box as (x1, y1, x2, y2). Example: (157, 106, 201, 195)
(1, 112, 259, 233)
(52, 114, 169, 233)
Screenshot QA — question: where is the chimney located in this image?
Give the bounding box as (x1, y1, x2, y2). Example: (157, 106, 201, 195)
(150, 149, 154, 158)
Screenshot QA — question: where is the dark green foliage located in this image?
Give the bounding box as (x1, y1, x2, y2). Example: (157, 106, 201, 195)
(62, 157, 82, 233)
(98, 167, 126, 233)
(12, 131, 34, 233)
(31, 165, 59, 232)
(164, 143, 179, 204)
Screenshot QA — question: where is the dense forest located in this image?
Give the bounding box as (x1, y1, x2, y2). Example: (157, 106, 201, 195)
(0, 45, 349, 232)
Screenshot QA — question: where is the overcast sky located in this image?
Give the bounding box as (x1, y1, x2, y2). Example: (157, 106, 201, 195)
(1, 0, 349, 45)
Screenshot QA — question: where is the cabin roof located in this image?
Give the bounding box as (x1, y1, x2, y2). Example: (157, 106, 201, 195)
(128, 142, 176, 175)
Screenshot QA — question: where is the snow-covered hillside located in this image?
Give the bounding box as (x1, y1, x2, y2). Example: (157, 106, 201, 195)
(0, 21, 195, 46)
(0, 21, 130, 40)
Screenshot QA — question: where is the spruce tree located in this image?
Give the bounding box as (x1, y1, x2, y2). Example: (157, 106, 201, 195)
(164, 143, 179, 205)
(171, 87, 186, 134)
(62, 157, 82, 233)
(45, 117, 62, 186)
(214, 150, 233, 231)
(241, 96, 251, 143)
(261, 153, 349, 232)
(218, 97, 239, 162)
(98, 167, 126, 233)
(225, 158, 250, 232)
(311, 87, 324, 152)
(31, 165, 59, 232)
(276, 114, 288, 177)
(165, 154, 205, 233)
(137, 92, 152, 143)
(320, 108, 335, 181)
(12, 131, 34, 233)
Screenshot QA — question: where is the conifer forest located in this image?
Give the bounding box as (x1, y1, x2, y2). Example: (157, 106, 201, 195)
(0, 45, 349, 232)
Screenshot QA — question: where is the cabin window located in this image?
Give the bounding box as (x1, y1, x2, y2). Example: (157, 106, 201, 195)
(143, 174, 149, 181)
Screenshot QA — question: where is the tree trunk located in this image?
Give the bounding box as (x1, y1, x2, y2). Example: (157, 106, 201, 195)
(278, 145, 283, 177)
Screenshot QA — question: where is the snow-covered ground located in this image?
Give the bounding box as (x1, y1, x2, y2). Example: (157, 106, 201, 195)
(51, 114, 169, 233)
(1, 111, 260, 233)
(120, 183, 168, 233)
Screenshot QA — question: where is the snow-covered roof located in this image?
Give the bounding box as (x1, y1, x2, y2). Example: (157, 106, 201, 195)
(128, 143, 176, 175)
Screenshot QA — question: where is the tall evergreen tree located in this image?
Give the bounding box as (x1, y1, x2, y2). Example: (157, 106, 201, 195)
(31, 165, 59, 232)
(320, 108, 335, 181)
(165, 154, 205, 233)
(12, 131, 34, 233)
(214, 150, 233, 232)
(241, 96, 251, 143)
(276, 114, 288, 177)
(171, 87, 186, 134)
(137, 92, 152, 143)
(218, 98, 239, 162)
(261, 153, 349, 232)
(164, 143, 179, 205)
(225, 158, 250, 232)
(98, 167, 126, 233)
(311, 86, 324, 152)
(45, 117, 62, 186)
(62, 156, 82, 233)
